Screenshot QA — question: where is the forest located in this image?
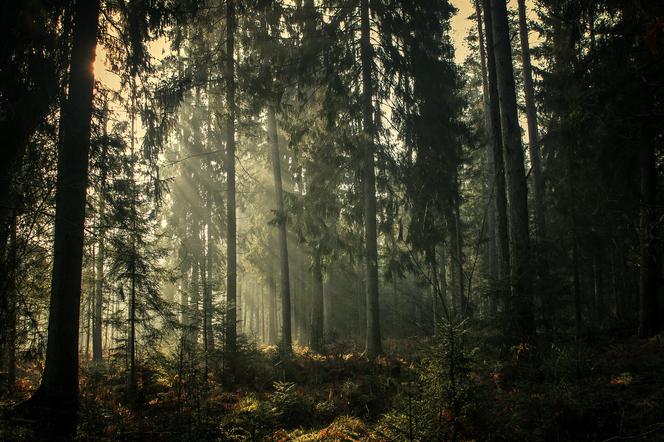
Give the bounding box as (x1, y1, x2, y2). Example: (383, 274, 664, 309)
(0, 0, 663, 440)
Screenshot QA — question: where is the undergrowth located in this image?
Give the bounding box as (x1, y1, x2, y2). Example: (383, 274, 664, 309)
(1, 332, 663, 441)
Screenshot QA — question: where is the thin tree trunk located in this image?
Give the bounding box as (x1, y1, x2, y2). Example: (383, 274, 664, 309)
(568, 149, 582, 337)
(93, 107, 107, 363)
(593, 254, 606, 326)
(205, 195, 214, 351)
(310, 248, 324, 352)
(201, 243, 209, 353)
(482, 0, 511, 301)
(453, 177, 467, 316)
(190, 241, 200, 345)
(639, 139, 659, 337)
(6, 214, 18, 392)
(93, 182, 105, 362)
(360, 0, 382, 358)
(202, 249, 209, 381)
(30, 0, 99, 413)
(267, 104, 292, 353)
(517, 0, 546, 244)
(86, 251, 93, 360)
(224, 0, 237, 358)
(490, 0, 534, 339)
(127, 80, 138, 400)
(438, 245, 448, 319)
(428, 248, 439, 335)
(323, 263, 332, 337)
(475, 0, 498, 291)
(268, 269, 278, 345)
(448, 229, 458, 316)
(180, 259, 190, 326)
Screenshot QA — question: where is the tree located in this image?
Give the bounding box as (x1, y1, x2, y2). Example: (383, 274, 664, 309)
(360, 0, 382, 359)
(29, 0, 100, 413)
(639, 133, 658, 338)
(490, 0, 534, 338)
(267, 104, 292, 353)
(517, 0, 545, 247)
(474, 0, 498, 290)
(0, 1, 64, 380)
(224, 0, 238, 358)
(482, 0, 510, 308)
(92, 103, 109, 363)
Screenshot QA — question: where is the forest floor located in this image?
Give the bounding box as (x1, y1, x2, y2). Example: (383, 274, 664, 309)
(1, 329, 663, 441)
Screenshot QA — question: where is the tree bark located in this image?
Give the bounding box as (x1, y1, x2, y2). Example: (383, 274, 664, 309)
(517, 0, 546, 245)
(267, 104, 292, 353)
(482, 0, 511, 298)
(324, 263, 332, 336)
(204, 192, 214, 351)
(190, 235, 200, 345)
(475, 0, 498, 290)
(568, 149, 582, 337)
(30, 0, 100, 412)
(490, 0, 534, 339)
(224, 0, 238, 357)
(127, 80, 138, 400)
(268, 268, 278, 345)
(446, 202, 466, 316)
(360, 0, 382, 358)
(310, 248, 324, 352)
(638, 140, 659, 338)
(438, 245, 448, 318)
(92, 109, 107, 364)
(453, 176, 468, 316)
(6, 214, 18, 392)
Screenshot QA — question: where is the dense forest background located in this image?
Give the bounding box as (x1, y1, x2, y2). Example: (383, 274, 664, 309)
(1, 0, 663, 440)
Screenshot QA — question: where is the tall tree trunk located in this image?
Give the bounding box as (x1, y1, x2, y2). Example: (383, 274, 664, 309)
(638, 139, 659, 337)
(92, 108, 107, 364)
(448, 229, 458, 316)
(517, 0, 551, 333)
(6, 214, 18, 392)
(190, 236, 200, 346)
(201, 245, 209, 380)
(127, 80, 138, 400)
(360, 0, 382, 358)
(490, 0, 534, 339)
(593, 254, 606, 326)
(517, 0, 546, 244)
(428, 248, 439, 334)
(324, 263, 333, 336)
(0, 174, 25, 362)
(475, 0, 498, 292)
(205, 193, 214, 351)
(566, 138, 582, 336)
(30, 0, 99, 412)
(447, 207, 466, 316)
(224, 0, 238, 357)
(92, 218, 105, 362)
(438, 245, 448, 319)
(453, 175, 468, 316)
(310, 248, 324, 352)
(267, 104, 292, 353)
(482, 0, 511, 301)
(268, 268, 278, 345)
(86, 251, 93, 360)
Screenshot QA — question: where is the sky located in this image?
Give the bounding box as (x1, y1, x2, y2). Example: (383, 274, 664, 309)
(451, 0, 476, 63)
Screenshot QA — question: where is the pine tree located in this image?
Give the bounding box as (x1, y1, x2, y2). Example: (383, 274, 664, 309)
(490, 0, 534, 339)
(29, 0, 100, 416)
